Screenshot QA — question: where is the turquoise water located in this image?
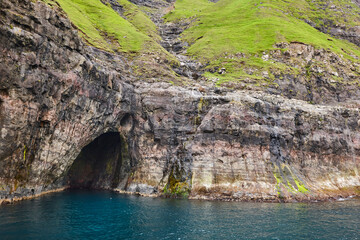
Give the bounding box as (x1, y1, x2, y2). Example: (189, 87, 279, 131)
(0, 190, 359, 240)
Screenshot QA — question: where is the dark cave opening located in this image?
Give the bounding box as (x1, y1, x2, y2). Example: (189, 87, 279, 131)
(66, 132, 130, 190)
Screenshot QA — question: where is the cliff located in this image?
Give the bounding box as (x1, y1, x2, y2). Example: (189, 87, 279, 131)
(0, 0, 359, 204)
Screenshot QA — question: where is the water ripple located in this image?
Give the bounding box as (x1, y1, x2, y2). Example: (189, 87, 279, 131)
(0, 190, 359, 240)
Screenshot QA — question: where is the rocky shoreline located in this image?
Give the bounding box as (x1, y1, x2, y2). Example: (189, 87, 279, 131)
(0, 187, 66, 205)
(1, 186, 359, 205)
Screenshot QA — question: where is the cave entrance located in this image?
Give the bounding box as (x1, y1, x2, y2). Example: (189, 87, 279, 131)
(66, 132, 130, 189)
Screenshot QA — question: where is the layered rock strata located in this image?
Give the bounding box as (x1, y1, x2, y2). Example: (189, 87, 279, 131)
(0, 0, 359, 204)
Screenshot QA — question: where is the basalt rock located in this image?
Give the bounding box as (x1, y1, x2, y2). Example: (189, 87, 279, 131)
(0, 0, 136, 201)
(0, 0, 359, 204)
(301, 1, 360, 47)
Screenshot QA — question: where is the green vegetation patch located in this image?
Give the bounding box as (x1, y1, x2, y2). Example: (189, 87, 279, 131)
(53, 0, 155, 53)
(41, 0, 179, 82)
(165, 0, 214, 21)
(117, 0, 162, 42)
(273, 163, 309, 198)
(165, 0, 360, 84)
(163, 167, 191, 198)
(298, 0, 360, 29)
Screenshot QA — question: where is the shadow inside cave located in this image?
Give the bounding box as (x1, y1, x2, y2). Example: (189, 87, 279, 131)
(66, 132, 130, 190)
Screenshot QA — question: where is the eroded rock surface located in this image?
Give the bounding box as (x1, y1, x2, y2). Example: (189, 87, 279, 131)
(0, 0, 136, 201)
(0, 0, 359, 204)
(306, 1, 360, 47)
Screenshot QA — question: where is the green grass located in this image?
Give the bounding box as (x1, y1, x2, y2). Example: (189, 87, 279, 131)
(118, 0, 162, 42)
(42, 0, 180, 81)
(42, 0, 359, 84)
(165, 0, 214, 21)
(298, 0, 360, 29)
(165, 0, 360, 83)
(53, 0, 159, 53)
(177, 0, 360, 58)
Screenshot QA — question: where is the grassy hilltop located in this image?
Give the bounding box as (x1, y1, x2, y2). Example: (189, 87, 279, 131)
(166, 0, 360, 85)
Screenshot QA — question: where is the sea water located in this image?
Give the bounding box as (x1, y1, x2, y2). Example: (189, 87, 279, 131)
(0, 190, 359, 240)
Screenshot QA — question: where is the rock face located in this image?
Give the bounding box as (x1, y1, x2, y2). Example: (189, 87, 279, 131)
(303, 0, 360, 47)
(0, 0, 136, 200)
(0, 0, 359, 203)
(133, 86, 360, 201)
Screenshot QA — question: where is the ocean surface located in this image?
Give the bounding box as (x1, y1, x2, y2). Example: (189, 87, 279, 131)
(0, 190, 359, 240)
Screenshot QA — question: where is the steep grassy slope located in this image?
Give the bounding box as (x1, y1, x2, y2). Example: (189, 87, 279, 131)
(55, 0, 147, 52)
(42, 0, 180, 81)
(298, 0, 360, 29)
(117, 0, 162, 42)
(167, 0, 360, 57)
(45, 0, 171, 56)
(42, 0, 359, 87)
(165, 0, 360, 85)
